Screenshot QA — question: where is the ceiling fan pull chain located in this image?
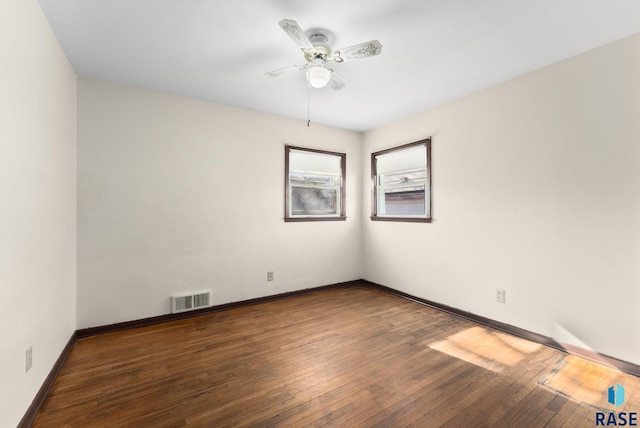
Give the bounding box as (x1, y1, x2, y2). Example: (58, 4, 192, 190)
(307, 83, 311, 127)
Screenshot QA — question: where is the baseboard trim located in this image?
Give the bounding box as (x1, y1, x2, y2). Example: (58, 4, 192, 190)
(364, 280, 640, 378)
(21, 280, 362, 426)
(18, 332, 77, 428)
(20, 278, 640, 426)
(77, 280, 362, 338)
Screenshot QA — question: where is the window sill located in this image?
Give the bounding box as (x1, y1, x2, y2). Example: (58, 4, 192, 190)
(285, 216, 347, 222)
(370, 216, 431, 223)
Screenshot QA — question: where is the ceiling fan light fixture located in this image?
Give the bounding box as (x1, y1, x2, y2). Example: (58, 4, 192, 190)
(306, 65, 331, 88)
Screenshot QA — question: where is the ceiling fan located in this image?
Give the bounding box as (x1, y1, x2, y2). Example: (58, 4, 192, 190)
(266, 19, 382, 90)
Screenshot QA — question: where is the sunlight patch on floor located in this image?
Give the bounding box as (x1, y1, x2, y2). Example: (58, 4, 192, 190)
(429, 326, 542, 373)
(539, 354, 629, 409)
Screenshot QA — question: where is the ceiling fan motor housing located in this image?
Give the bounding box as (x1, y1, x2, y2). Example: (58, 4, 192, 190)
(304, 34, 332, 61)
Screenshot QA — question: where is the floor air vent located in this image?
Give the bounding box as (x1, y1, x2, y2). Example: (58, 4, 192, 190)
(171, 290, 212, 314)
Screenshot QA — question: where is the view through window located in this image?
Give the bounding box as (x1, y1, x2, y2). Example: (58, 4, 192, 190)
(371, 139, 431, 222)
(285, 145, 346, 222)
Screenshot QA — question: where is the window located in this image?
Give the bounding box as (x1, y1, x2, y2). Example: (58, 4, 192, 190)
(371, 138, 431, 222)
(285, 145, 346, 222)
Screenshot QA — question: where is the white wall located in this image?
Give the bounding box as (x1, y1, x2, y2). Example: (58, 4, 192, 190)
(363, 34, 640, 365)
(77, 78, 363, 329)
(0, 0, 77, 426)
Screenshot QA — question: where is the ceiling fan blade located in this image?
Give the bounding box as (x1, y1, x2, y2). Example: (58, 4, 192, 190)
(329, 72, 345, 91)
(278, 19, 314, 51)
(265, 64, 305, 78)
(334, 40, 382, 62)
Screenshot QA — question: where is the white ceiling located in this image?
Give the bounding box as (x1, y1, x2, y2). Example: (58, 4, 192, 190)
(37, 0, 640, 132)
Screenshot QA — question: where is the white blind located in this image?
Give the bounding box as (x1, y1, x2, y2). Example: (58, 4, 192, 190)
(376, 144, 426, 174)
(290, 149, 341, 174)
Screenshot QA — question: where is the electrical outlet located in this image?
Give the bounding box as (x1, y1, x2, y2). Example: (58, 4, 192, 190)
(26, 346, 32, 373)
(267, 271, 274, 281)
(496, 289, 506, 304)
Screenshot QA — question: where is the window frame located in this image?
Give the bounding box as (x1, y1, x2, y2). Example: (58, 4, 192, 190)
(285, 145, 347, 222)
(371, 138, 432, 223)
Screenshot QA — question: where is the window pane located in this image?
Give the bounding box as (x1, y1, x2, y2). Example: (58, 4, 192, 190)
(290, 172, 339, 188)
(380, 168, 426, 186)
(376, 144, 426, 174)
(292, 187, 338, 215)
(290, 150, 341, 175)
(383, 188, 425, 216)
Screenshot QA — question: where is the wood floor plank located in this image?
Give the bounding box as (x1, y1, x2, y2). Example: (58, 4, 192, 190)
(32, 283, 640, 427)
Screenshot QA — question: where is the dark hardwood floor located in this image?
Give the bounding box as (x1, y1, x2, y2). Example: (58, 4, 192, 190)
(33, 284, 639, 427)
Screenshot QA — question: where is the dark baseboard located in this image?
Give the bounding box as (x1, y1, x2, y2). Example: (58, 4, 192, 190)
(22, 280, 362, 426)
(366, 281, 564, 350)
(18, 332, 77, 428)
(77, 280, 363, 338)
(20, 278, 640, 426)
(364, 280, 640, 378)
